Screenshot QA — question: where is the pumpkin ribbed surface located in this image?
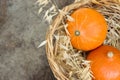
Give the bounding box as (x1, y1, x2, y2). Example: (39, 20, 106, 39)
(67, 8, 107, 51)
(87, 45, 120, 80)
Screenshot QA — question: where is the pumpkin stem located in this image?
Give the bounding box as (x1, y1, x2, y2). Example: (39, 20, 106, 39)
(107, 51, 114, 58)
(75, 30, 80, 36)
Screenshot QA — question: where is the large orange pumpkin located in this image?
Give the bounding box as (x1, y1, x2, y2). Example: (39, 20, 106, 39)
(87, 45, 120, 80)
(67, 8, 107, 51)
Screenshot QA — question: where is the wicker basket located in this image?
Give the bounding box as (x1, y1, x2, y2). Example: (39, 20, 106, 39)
(46, 0, 120, 80)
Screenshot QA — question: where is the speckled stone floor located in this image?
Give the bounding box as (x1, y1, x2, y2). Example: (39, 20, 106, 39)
(0, 0, 73, 80)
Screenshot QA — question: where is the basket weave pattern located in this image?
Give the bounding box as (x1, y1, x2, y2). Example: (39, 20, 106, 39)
(46, 0, 120, 80)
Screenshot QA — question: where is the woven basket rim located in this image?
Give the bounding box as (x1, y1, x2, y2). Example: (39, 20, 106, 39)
(46, 0, 120, 80)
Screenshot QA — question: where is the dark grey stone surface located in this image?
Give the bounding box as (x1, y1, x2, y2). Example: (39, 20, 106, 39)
(0, 0, 74, 80)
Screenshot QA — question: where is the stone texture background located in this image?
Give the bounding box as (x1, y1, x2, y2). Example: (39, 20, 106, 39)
(0, 0, 73, 80)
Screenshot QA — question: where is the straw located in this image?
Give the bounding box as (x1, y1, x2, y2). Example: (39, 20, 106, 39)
(38, 0, 120, 79)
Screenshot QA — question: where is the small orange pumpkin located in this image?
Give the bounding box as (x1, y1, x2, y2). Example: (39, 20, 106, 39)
(87, 45, 120, 80)
(67, 8, 107, 51)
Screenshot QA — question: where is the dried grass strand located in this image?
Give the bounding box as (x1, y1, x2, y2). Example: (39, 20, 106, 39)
(45, 0, 120, 80)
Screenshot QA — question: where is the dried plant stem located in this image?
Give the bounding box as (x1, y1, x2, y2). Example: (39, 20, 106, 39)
(49, 0, 59, 12)
(45, 0, 120, 80)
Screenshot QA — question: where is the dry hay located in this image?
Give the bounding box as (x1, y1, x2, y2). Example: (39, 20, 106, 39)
(38, 0, 120, 80)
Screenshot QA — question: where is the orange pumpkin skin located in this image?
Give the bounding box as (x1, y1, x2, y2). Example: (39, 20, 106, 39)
(87, 45, 120, 80)
(67, 8, 107, 51)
